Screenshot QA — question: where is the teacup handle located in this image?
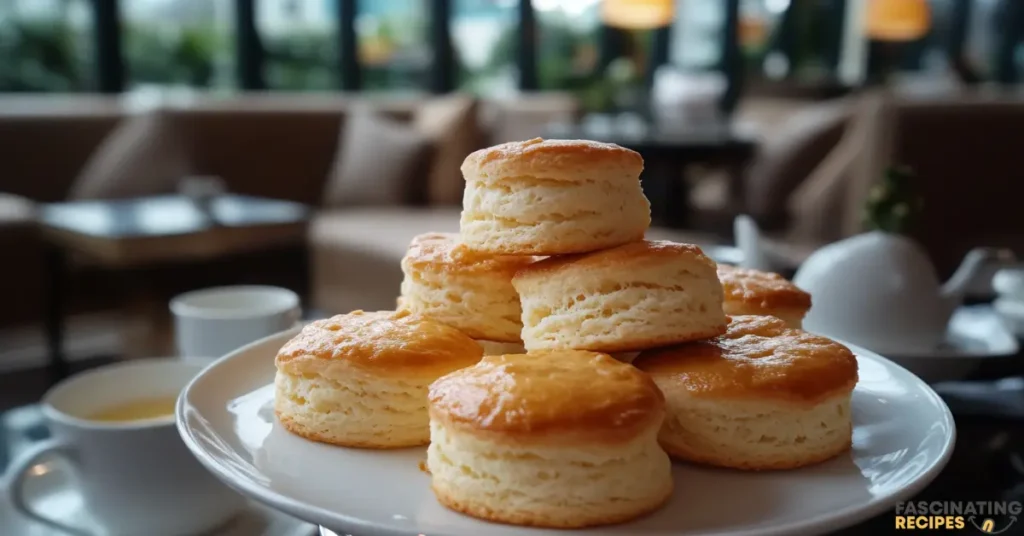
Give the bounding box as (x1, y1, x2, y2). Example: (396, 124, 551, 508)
(3, 438, 93, 536)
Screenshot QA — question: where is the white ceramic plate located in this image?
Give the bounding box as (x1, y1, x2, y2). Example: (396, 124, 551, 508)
(177, 329, 956, 536)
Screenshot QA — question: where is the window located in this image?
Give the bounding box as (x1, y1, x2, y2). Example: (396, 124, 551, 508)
(964, 0, 1024, 82)
(671, 0, 725, 71)
(0, 0, 93, 92)
(741, 0, 846, 83)
(534, 0, 602, 90)
(122, 0, 234, 91)
(533, 0, 610, 110)
(258, 0, 338, 90)
(357, 0, 429, 91)
(451, 0, 517, 95)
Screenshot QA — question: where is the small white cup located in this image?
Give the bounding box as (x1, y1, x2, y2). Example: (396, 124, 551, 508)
(3, 359, 245, 536)
(171, 285, 301, 360)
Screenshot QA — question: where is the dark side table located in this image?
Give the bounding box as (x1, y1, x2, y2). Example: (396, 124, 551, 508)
(39, 195, 310, 383)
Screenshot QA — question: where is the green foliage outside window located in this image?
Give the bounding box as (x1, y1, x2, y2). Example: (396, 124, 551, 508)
(124, 24, 221, 87)
(265, 31, 336, 91)
(476, 18, 623, 112)
(0, 17, 85, 91)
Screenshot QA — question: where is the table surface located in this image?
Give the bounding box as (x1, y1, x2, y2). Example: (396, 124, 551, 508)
(39, 195, 312, 267)
(41, 195, 310, 240)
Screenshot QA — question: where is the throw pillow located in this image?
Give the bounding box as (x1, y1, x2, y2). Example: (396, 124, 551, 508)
(413, 94, 481, 206)
(69, 110, 191, 200)
(323, 108, 433, 207)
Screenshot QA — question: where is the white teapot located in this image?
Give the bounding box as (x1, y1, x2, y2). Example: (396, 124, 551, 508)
(792, 232, 1010, 355)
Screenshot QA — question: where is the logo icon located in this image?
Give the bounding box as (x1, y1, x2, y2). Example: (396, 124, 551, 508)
(968, 515, 1018, 534)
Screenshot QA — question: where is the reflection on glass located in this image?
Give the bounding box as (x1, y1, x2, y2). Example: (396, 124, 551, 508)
(671, 0, 725, 70)
(452, 0, 517, 95)
(0, 0, 93, 92)
(47, 203, 115, 235)
(122, 0, 234, 91)
(259, 0, 338, 90)
(357, 0, 429, 91)
(535, 0, 601, 92)
(135, 198, 205, 234)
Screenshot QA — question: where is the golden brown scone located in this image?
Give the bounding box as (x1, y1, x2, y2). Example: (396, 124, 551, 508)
(274, 310, 482, 448)
(475, 339, 527, 356)
(513, 240, 727, 352)
(399, 232, 537, 342)
(459, 138, 651, 255)
(634, 315, 858, 470)
(717, 264, 812, 328)
(426, 351, 673, 528)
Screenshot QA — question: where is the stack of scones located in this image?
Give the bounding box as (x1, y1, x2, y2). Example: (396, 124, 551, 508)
(274, 138, 860, 528)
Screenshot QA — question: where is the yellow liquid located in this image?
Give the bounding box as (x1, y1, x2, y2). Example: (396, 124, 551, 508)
(88, 396, 177, 423)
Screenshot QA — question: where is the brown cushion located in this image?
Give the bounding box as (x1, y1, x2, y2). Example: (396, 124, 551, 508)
(69, 110, 191, 200)
(744, 99, 852, 228)
(413, 95, 481, 205)
(172, 108, 344, 206)
(322, 109, 433, 208)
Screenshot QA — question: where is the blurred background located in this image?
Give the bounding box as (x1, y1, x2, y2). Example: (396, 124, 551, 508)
(3, 2, 1024, 533)
(2, 0, 1024, 393)
(1, 0, 1023, 394)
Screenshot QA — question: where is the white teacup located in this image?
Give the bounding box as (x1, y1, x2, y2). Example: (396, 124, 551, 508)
(3, 359, 245, 536)
(171, 285, 300, 360)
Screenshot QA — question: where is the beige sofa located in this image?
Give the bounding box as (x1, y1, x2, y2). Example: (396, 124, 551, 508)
(1, 92, 727, 330)
(0, 93, 582, 327)
(309, 207, 725, 314)
(771, 89, 1024, 278)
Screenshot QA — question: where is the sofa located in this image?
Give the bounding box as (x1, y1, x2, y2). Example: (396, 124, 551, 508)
(0, 92, 592, 330)
(770, 89, 1024, 279)
(3, 92, 738, 340)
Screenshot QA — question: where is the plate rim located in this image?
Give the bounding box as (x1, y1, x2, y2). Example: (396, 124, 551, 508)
(176, 329, 957, 536)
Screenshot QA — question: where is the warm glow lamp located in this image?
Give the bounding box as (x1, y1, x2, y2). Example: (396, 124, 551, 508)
(602, 0, 674, 30)
(865, 0, 931, 42)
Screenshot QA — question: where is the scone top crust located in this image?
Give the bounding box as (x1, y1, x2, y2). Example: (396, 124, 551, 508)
(429, 351, 664, 444)
(402, 232, 539, 275)
(461, 138, 643, 183)
(717, 264, 812, 311)
(634, 316, 858, 405)
(513, 240, 714, 282)
(276, 310, 483, 379)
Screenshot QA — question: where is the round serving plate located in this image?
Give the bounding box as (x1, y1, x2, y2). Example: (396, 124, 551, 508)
(177, 328, 955, 536)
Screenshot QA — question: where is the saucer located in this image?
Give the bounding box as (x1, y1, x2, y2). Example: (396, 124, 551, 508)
(178, 328, 956, 536)
(886, 305, 1020, 383)
(0, 455, 316, 536)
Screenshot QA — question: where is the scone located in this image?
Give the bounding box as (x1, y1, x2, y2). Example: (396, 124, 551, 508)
(274, 310, 482, 448)
(634, 315, 858, 470)
(718, 264, 812, 328)
(427, 351, 672, 528)
(460, 138, 651, 255)
(399, 232, 536, 342)
(476, 339, 526, 356)
(513, 240, 727, 352)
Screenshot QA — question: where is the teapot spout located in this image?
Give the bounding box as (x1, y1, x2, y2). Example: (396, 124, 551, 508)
(940, 247, 1016, 304)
